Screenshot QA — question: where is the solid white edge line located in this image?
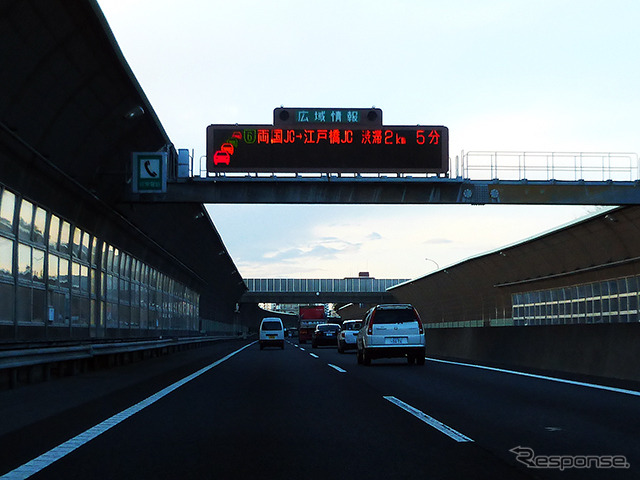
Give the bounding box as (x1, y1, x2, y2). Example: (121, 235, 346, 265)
(1, 341, 257, 480)
(384, 396, 473, 443)
(328, 364, 347, 373)
(425, 357, 640, 397)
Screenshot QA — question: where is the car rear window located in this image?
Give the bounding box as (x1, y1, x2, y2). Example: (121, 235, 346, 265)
(318, 324, 340, 331)
(262, 321, 282, 331)
(344, 322, 362, 330)
(373, 309, 417, 324)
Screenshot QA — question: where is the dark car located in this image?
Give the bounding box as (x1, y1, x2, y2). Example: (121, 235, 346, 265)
(285, 327, 298, 338)
(312, 323, 341, 348)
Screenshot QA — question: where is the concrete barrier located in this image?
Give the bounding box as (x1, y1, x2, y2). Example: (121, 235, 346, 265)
(0, 336, 235, 389)
(426, 323, 640, 384)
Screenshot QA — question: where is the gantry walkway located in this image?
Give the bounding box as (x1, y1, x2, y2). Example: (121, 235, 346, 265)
(241, 277, 409, 304)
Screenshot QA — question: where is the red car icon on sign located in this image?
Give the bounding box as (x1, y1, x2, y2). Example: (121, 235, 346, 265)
(213, 150, 230, 165)
(220, 143, 235, 155)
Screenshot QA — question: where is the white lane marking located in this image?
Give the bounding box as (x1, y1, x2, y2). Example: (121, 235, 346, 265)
(300, 347, 306, 351)
(309, 353, 319, 358)
(0, 342, 256, 480)
(328, 364, 346, 373)
(384, 396, 473, 443)
(426, 357, 640, 397)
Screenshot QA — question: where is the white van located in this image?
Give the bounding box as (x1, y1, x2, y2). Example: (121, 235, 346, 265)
(259, 317, 285, 350)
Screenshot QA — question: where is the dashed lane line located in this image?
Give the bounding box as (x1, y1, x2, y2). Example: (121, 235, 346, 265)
(301, 349, 346, 373)
(384, 396, 473, 443)
(328, 364, 347, 373)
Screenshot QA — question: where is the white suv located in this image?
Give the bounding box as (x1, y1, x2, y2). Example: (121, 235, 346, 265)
(337, 319, 362, 353)
(259, 317, 285, 350)
(356, 304, 425, 365)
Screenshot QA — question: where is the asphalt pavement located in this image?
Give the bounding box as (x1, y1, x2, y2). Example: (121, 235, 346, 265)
(0, 338, 638, 479)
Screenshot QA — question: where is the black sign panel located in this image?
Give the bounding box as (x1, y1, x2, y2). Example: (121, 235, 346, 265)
(206, 125, 449, 174)
(273, 107, 383, 127)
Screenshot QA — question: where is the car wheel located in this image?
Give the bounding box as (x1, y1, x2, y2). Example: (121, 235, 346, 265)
(407, 355, 415, 365)
(259, 343, 264, 350)
(417, 355, 425, 365)
(362, 349, 371, 366)
(357, 348, 363, 364)
(312, 342, 317, 349)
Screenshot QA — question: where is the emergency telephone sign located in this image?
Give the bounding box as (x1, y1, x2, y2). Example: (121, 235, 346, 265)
(132, 152, 167, 193)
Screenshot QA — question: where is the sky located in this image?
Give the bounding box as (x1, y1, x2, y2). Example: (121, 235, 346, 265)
(98, 0, 639, 279)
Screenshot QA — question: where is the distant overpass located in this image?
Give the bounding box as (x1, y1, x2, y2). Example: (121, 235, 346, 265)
(241, 278, 409, 304)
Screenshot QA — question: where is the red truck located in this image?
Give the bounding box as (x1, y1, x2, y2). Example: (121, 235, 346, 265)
(298, 305, 325, 344)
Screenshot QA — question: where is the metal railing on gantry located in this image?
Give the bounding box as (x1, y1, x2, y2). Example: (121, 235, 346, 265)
(244, 277, 409, 293)
(241, 278, 410, 304)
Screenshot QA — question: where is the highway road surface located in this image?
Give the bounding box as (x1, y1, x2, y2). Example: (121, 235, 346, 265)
(0, 338, 638, 479)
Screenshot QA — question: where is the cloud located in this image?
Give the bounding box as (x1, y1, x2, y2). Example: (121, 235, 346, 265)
(423, 238, 453, 245)
(262, 247, 304, 262)
(263, 239, 361, 263)
(209, 203, 593, 279)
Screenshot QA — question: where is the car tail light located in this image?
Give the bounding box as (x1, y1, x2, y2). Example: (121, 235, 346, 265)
(367, 310, 376, 335)
(414, 308, 424, 334)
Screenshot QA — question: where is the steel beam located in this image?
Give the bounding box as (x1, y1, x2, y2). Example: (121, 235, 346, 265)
(240, 291, 396, 304)
(120, 177, 640, 205)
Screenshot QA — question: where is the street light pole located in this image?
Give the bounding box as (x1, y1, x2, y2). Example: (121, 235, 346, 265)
(424, 258, 440, 270)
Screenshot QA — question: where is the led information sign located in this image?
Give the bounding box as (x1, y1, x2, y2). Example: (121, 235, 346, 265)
(274, 107, 383, 126)
(206, 124, 449, 173)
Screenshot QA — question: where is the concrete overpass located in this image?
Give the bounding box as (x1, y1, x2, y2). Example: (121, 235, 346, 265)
(240, 277, 408, 304)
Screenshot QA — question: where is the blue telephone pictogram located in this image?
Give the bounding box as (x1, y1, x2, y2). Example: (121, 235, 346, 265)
(144, 160, 158, 177)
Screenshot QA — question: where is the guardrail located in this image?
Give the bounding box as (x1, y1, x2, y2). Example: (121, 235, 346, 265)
(462, 151, 639, 182)
(244, 278, 409, 293)
(0, 336, 239, 388)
